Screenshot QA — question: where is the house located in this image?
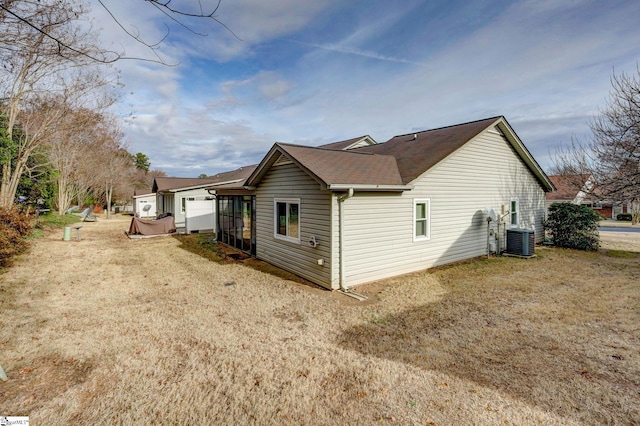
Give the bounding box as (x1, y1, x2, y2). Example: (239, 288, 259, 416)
(546, 174, 628, 219)
(207, 141, 370, 255)
(133, 188, 156, 218)
(152, 166, 259, 232)
(152, 177, 220, 229)
(240, 116, 554, 290)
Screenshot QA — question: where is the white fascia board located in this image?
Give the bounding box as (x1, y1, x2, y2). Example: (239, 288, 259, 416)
(205, 179, 244, 188)
(169, 180, 240, 192)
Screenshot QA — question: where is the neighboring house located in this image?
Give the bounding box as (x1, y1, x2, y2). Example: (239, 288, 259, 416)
(152, 166, 258, 231)
(546, 174, 592, 207)
(133, 188, 156, 218)
(243, 116, 554, 290)
(152, 177, 220, 229)
(546, 175, 627, 219)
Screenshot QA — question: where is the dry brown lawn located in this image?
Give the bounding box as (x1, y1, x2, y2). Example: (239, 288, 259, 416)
(1, 215, 639, 425)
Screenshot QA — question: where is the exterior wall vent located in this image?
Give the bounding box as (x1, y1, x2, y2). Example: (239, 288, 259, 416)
(274, 154, 293, 167)
(506, 229, 535, 256)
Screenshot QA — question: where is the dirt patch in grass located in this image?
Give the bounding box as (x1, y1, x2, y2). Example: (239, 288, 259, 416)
(175, 233, 322, 288)
(0, 215, 639, 424)
(174, 234, 231, 263)
(0, 355, 93, 416)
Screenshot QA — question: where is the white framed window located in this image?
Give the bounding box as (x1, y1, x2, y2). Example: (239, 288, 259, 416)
(413, 198, 430, 241)
(274, 198, 300, 243)
(181, 196, 195, 213)
(510, 197, 519, 228)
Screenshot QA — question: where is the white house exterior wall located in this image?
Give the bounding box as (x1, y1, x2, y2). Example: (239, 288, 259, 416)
(134, 194, 156, 218)
(255, 163, 333, 287)
(155, 189, 215, 228)
(340, 127, 546, 287)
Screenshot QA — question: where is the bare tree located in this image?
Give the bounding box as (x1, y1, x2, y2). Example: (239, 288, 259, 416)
(0, 0, 237, 65)
(0, 0, 117, 208)
(46, 107, 104, 214)
(146, 168, 167, 188)
(553, 66, 640, 223)
(88, 118, 131, 219)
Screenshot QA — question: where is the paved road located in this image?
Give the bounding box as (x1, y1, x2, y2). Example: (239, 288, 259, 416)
(600, 227, 640, 233)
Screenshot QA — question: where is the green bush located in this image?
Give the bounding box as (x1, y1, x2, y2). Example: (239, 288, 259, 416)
(0, 208, 35, 267)
(546, 203, 601, 251)
(616, 213, 632, 221)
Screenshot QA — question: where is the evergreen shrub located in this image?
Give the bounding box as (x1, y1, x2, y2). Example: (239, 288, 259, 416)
(546, 203, 601, 251)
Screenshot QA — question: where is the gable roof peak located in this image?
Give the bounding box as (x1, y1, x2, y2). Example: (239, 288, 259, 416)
(392, 116, 503, 140)
(276, 142, 377, 157)
(318, 135, 377, 151)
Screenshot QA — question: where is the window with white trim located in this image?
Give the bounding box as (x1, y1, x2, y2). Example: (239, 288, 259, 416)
(510, 198, 519, 228)
(274, 198, 300, 243)
(414, 199, 430, 241)
(182, 196, 195, 213)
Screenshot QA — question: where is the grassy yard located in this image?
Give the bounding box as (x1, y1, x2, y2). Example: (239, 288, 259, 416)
(0, 215, 638, 424)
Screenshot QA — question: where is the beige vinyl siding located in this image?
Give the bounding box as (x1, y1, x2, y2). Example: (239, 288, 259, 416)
(341, 126, 546, 287)
(255, 163, 333, 288)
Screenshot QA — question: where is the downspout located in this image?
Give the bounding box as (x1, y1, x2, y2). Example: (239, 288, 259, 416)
(207, 190, 217, 237)
(338, 188, 354, 291)
(497, 211, 510, 254)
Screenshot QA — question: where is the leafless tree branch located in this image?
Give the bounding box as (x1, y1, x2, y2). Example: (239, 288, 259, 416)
(1, 0, 240, 67)
(553, 65, 640, 222)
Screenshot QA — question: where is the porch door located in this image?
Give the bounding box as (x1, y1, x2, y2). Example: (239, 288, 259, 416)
(241, 199, 252, 254)
(217, 195, 255, 255)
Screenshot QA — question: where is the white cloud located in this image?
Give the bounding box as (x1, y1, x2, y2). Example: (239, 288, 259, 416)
(174, 0, 340, 61)
(289, 40, 425, 65)
(92, 0, 640, 176)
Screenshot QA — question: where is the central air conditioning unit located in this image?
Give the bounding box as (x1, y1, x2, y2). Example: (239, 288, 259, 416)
(506, 228, 535, 257)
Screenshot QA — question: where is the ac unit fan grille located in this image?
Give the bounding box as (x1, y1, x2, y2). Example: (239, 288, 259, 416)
(506, 229, 535, 256)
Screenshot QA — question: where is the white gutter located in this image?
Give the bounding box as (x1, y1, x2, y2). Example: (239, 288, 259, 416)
(338, 188, 354, 291)
(328, 184, 412, 191)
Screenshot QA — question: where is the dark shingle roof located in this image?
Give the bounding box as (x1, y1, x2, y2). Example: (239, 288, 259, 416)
(276, 144, 404, 187)
(206, 165, 258, 190)
(133, 188, 152, 197)
(152, 177, 222, 192)
(357, 117, 501, 184)
(247, 116, 554, 192)
(153, 165, 258, 192)
(208, 165, 257, 183)
(319, 135, 376, 151)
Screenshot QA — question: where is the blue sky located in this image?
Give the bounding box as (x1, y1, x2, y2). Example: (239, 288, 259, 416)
(91, 0, 640, 177)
